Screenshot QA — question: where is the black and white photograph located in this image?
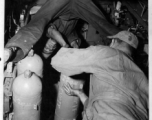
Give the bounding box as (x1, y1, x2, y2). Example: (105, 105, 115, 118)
(3, 0, 149, 120)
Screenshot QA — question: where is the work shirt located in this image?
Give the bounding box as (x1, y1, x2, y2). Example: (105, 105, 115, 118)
(5, 0, 120, 61)
(49, 18, 80, 45)
(51, 45, 148, 120)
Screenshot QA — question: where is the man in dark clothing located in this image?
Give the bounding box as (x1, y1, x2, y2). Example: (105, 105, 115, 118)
(46, 19, 80, 48)
(6, 0, 119, 61)
(30, 3, 80, 48)
(4, 0, 120, 63)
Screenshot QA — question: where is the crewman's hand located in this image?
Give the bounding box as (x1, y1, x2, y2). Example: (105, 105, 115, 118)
(4, 47, 16, 68)
(63, 82, 88, 105)
(4, 48, 12, 68)
(70, 40, 79, 48)
(63, 83, 82, 96)
(4, 48, 11, 63)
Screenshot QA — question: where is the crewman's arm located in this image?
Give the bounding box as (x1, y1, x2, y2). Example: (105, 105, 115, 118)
(51, 45, 112, 76)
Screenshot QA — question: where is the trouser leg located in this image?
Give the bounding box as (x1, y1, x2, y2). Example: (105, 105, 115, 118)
(73, 0, 120, 37)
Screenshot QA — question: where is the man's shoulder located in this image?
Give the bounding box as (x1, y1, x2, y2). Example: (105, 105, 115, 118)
(95, 45, 118, 53)
(86, 45, 118, 57)
(88, 45, 112, 49)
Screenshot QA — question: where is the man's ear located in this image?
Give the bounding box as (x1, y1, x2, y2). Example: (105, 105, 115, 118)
(110, 39, 115, 47)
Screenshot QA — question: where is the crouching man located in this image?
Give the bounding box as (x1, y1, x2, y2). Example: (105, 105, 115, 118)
(51, 31, 148, 120)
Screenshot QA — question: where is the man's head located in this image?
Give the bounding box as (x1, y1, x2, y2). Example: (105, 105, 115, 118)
(107, 31, 138, 56)
(107, 31, 138, 49)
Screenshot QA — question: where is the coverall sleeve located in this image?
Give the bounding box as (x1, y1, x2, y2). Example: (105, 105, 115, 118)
(5, 0, 71, 61)
(51, 45, 110, 76)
